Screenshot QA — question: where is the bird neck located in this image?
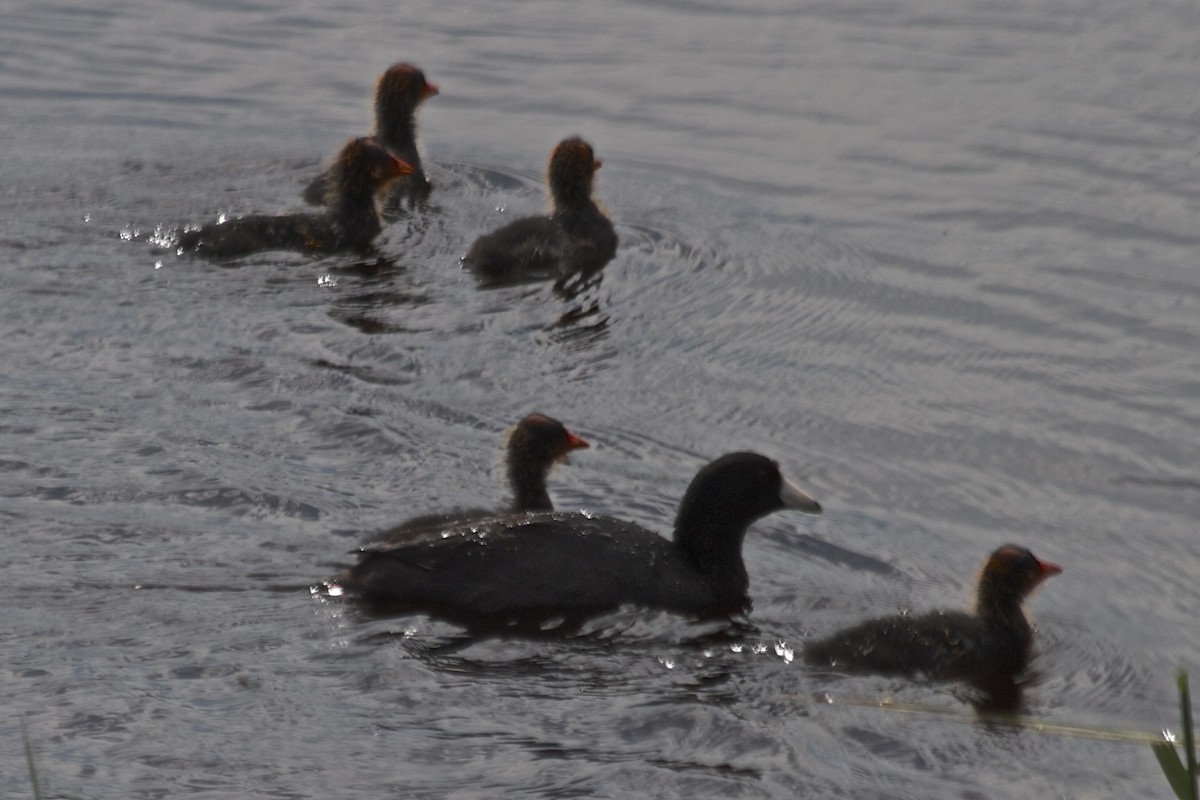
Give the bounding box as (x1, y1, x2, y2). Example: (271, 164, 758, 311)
(673, 502, 750, 598)
(508, 458, 553, 513)
(327, 186, 382, 241)
(375, 110, 421, 173)
(550, 184, 596, 216)
(973, 583, 1036, 676)
(974, 580, 1031, 637)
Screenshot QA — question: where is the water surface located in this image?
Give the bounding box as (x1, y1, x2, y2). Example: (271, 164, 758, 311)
(2, 0, 1197, 797)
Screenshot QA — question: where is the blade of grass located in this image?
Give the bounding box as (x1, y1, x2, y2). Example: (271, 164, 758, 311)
(1177, 671, 1197, 800)
(799, 691, 1163, 744)
(20, 714, 43, 800)
(1153, 740, 1192, 800)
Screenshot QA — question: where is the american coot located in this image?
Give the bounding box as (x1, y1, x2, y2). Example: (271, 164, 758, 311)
(803, 545, 1062, 681)
(370, 413, 590, 545)
(340, 452, 822, 629)
(179, 138, 411, 259)
(462, 137, 618, 289)
(302, 62, 438, 210)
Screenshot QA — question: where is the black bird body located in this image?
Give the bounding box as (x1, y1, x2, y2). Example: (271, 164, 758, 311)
(804, 545, 1061, 681)
(339, 452, 822, 629)
(353, 513, 727, 623)
(805, 608, 1031, 680)
(464, 137, 617, 288)
(180, 137, 410, 258)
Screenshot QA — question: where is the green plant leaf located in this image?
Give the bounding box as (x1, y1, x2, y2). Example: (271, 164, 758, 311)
(1179, 671, 1198, 800)
(1154, 740, 1193, 800)
(20, 715, 43, 800)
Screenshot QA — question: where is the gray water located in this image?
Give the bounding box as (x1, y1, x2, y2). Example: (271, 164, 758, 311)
(2, 0, 1198, 797)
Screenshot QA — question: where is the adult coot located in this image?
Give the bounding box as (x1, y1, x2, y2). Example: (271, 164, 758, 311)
(371, 413, 590, 545)
(462, 137, 617, 289)
(340, 452, 822, 629)
(302, 63, 438, 211)
(179, 138, 411, 259)
(804, 545, 1062, 681)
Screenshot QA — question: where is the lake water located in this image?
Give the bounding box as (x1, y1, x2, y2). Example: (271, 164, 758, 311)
(2, 0, 1198, 797)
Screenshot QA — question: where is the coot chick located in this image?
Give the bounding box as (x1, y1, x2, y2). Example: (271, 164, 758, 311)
(371, 413, 590, 545)
(804, 545, 1062, 681)
(179, 138, 411, 258)
(341, 452, 823, 629)
(462, 137, 617, 289)
(302, 63, 438, 209)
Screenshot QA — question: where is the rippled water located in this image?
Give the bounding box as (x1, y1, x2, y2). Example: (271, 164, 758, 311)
(2, 0, 1198, 797)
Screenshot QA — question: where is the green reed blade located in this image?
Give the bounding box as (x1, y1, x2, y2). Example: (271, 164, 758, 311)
(1177, 671, 1197, 800)
(19, 714, 43, 800)
(1154, 740, 1192, 800)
